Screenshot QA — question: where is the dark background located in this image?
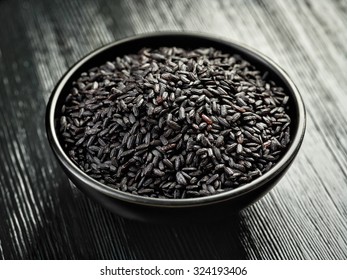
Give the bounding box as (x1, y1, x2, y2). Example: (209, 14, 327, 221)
(0, 0, 347, 259)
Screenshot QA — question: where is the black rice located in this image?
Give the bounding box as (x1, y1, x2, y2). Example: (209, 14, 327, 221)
(58, 46, 292, 199)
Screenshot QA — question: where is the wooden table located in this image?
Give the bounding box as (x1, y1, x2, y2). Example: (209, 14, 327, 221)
(1, 0, 346, 259)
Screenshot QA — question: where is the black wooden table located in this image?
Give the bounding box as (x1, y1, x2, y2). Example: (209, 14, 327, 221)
(1, 0, 347, 260)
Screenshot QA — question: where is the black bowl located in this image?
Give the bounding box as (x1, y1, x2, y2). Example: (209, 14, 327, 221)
(46, 32, 306, 223)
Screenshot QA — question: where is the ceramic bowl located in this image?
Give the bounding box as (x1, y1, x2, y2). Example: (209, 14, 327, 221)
(46, 32, 306, 223)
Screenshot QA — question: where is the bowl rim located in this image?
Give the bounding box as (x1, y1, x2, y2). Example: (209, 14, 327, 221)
(46, 31, 306, 208)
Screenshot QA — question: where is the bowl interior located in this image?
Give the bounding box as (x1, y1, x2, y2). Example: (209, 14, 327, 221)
(48, 33, 305, 207)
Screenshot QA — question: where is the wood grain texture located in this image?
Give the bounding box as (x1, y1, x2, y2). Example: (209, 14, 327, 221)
(0, 0, 347, 259)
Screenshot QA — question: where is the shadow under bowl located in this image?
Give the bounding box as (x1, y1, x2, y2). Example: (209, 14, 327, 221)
(46, 32, 306, 223)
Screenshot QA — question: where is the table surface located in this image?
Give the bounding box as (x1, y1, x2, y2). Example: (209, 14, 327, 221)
(1, 0, 347, 260)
